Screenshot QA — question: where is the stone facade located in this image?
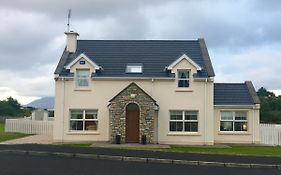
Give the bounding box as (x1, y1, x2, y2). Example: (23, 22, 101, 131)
(109, 82, 158, 143)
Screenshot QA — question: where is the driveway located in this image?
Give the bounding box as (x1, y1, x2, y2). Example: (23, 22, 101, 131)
(0, 134, 52, 145)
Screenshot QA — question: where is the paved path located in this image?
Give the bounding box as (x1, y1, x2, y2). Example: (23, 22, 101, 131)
(0, 135, 53, 145)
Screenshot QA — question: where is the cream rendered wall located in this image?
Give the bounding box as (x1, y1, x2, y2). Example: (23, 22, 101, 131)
(54, 58, 214, 144)
(213, 107, 260, 144)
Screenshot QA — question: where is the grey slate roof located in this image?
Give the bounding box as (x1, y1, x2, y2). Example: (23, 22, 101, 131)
(55, 39, 215, 78)
(214, 81, 260, 105)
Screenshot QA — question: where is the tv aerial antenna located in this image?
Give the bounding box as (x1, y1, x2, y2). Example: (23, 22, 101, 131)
(67, 9, 71, 32)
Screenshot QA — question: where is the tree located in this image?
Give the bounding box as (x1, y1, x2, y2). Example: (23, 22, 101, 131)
(0, 97, 31, 117)
(257, 87, 281, 124)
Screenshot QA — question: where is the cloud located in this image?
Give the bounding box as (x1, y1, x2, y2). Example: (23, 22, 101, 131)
(213, 43, 281, 90)
(0, 0, 280, 103)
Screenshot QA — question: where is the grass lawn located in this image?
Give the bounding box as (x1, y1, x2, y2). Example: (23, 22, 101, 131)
(0, 122, 31, 142)
(155, 145, 281, 157)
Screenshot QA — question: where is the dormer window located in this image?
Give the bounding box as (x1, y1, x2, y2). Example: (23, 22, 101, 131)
(126, 63, 143, 73)
(76, 69, 90, 87)
(177, 69, 190, 88)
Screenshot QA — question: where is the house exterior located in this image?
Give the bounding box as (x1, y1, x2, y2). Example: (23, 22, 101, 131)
(53, 31, 260, 145)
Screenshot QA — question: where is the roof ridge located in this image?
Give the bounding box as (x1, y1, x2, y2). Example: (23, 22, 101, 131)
(77, 39, 200, 41)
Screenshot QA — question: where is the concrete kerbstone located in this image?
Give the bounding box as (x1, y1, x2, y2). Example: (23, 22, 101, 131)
(173, 160, 199, 166)
(51, 152, 74, 158)
(225, 163, 251, 168)
(250, 164, 278, 169)
(147, 158, 173, 164)
(75, 153, 98, 159)
(98, 154, 123, 161)
(198, 161, 225, 167)
(123, 156, 148, 163)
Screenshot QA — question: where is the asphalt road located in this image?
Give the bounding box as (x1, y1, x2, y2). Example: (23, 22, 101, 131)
(1, 144, 281, 165)
(0, 152, 280, 175)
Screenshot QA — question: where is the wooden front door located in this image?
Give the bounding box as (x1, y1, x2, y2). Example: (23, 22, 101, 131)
(126, 103, 140, 143)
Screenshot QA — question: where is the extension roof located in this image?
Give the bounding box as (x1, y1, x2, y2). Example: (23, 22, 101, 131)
(214, 81, 260, 105)
(54, 39, 215, 78)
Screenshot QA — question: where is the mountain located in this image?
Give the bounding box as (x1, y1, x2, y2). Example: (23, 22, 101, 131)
(26, 96, 54, 109)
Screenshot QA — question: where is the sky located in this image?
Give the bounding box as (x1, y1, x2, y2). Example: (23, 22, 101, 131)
(0, 0, 281, 105)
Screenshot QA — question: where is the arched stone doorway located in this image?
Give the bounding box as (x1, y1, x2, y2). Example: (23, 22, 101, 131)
(125, 103, 140, 143)
(109, 82, 158, 144)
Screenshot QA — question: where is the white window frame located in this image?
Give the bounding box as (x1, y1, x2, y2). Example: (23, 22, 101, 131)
(69, 110, 98, 132)
(177, 69, 190, 88)
(169, 110, 198, 132)
(220, 111, 248, 132)
(76, 69, 90, 88)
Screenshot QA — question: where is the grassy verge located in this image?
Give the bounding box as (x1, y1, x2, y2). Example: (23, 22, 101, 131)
(63, 144, 92, 148)
(62, 142, 281, 157)
(124, 145, 281, 157)
(0, 122, 31, 142)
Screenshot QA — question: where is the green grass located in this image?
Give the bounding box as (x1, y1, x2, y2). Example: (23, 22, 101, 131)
(63, 144, 92, 148)
(125, 145, 281, 157)
(0, 122, 31, 142)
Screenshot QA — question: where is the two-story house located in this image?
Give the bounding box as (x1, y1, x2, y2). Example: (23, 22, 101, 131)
(53, 31, 260, 145)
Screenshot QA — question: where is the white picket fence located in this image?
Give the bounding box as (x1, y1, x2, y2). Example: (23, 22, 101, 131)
(260, 123, 281, 146)
(5, 118, 53, 135)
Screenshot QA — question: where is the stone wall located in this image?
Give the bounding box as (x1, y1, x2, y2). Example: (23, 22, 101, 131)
(109, 83, 157, 143)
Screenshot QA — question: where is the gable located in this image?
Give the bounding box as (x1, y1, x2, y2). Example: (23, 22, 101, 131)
(109, 82, 157, 105)
(65, 53, 101, 71)
(167, 54, 202, 71)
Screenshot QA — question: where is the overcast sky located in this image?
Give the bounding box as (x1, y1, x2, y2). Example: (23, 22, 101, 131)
(0, 0, 281, 104)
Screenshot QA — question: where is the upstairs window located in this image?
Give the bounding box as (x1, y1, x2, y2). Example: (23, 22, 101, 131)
(126, 63, 143, 73)
(76, 69, 90, 87)
(177, 70, 190, 88)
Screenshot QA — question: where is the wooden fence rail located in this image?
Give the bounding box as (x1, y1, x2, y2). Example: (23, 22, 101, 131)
(260, 123, 281, 146)
(5, 118, 53, 135)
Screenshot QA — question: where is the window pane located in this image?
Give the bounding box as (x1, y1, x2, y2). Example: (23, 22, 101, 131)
(77, 70, 89, 87)
(77, 70, 89, 78)
(78, 79, 89, 87)
(85, 121, 98, 131)
(170, 111, 183, 120)
(170, 122, 183, 131)
(85, 110, 97, 119)
(185, 111, 197, 120)
(235, 112, 247, 120)
(126, 64, 143, 73)
(70, 121, 83, 130)
(71, 111, 83, 119)
(184, 122, 198, 132)
(234, 122, 247, 131)
(178, 70, 189, 79)
(220, 121, 233, 131)
(221, 112, 233, 120)
(178, 80, 189, 88)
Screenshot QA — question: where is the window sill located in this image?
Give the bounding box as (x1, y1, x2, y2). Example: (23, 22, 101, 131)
(66, 131, 100, 135)
(175, 88, 193, 92)
(74, 87, 91, 91)
(167, 132, 200, 136)
(218, 131, 249, 135)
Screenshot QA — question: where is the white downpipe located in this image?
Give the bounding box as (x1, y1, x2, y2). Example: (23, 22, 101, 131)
(204, 78, 207, 145)
(61, 78, 65, 143)
(252, 107, 255, 143)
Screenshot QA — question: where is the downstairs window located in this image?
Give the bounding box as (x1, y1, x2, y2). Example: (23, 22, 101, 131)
(70, 110, 98, 131)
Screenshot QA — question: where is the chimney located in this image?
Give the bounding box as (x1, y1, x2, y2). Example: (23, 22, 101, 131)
(64, 31, 79, 53)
